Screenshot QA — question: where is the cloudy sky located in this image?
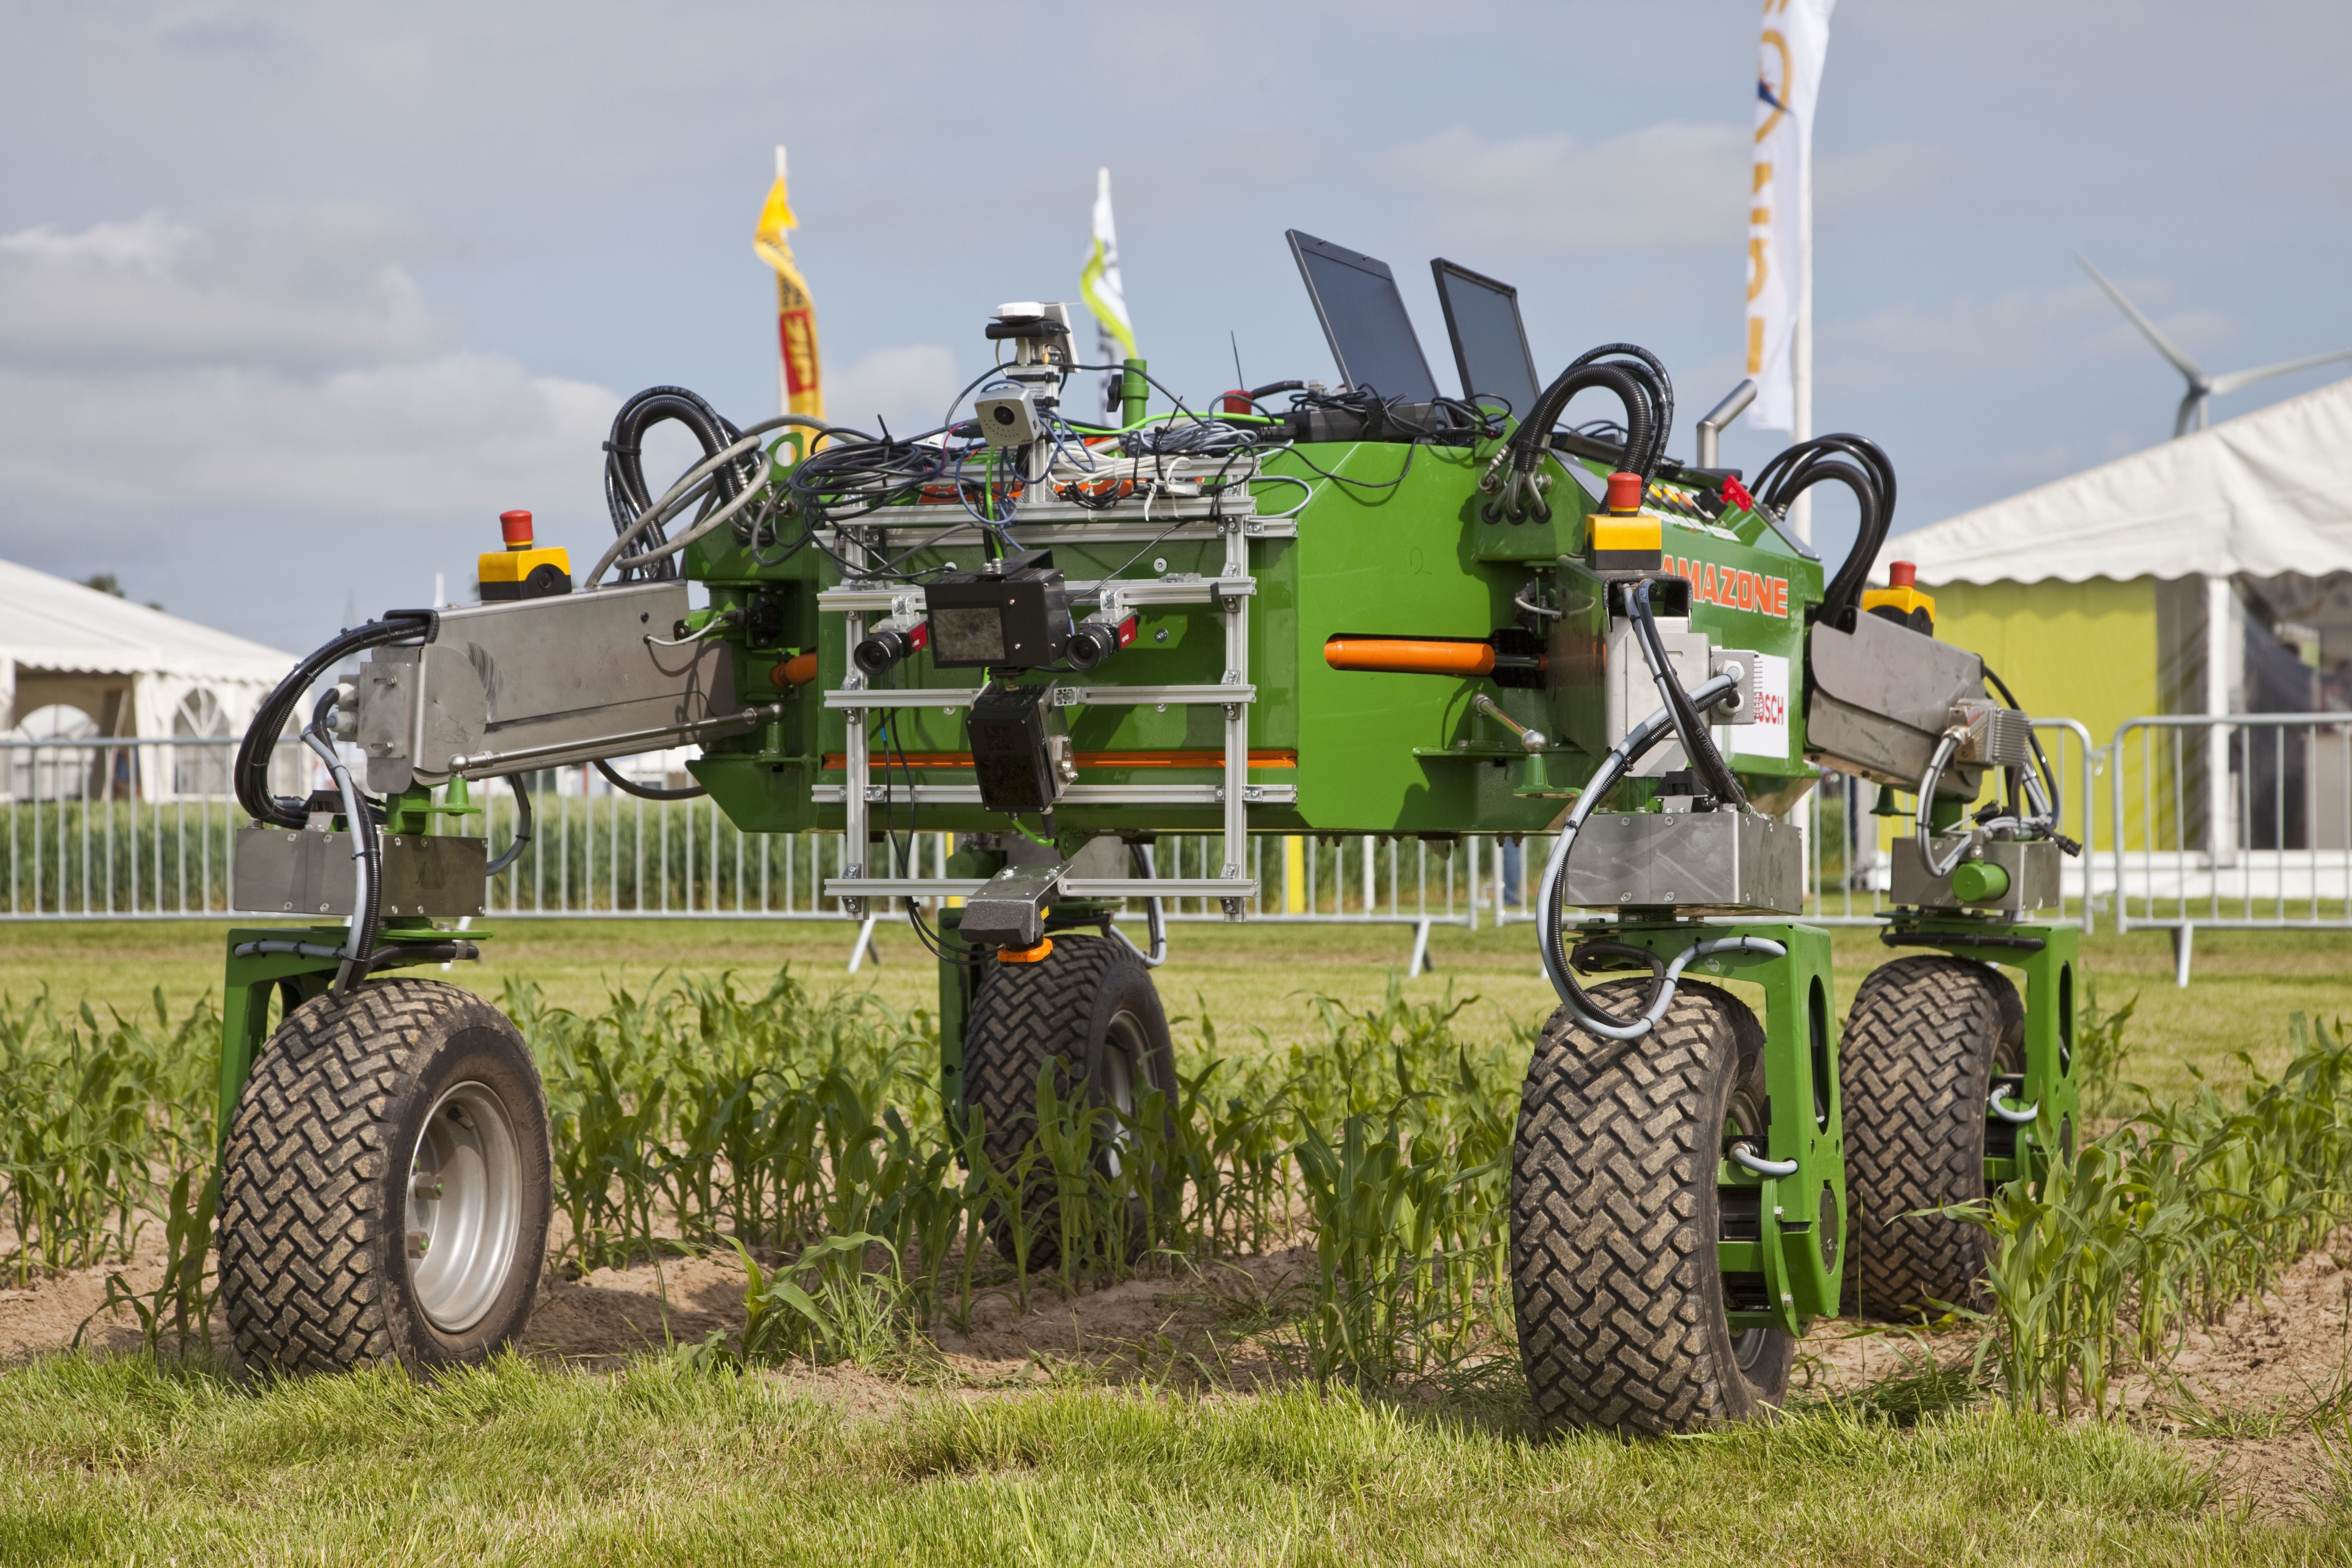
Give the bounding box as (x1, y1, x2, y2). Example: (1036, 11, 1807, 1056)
(5, 1, 2349, 652)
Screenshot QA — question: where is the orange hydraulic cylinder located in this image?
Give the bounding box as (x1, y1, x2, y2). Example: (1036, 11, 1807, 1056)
(1322, 637, 1495, 677)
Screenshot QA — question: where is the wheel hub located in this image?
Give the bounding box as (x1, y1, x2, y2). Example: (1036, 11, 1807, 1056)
(405, 1081, 523, 1333)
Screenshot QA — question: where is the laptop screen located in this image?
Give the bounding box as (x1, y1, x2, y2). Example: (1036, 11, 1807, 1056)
(1431, 259, 1540, 418)
(1285, 230, 1440, 404)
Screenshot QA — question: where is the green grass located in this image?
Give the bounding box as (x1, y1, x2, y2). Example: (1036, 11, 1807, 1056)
(9, 918, 2352, 1560)
(7, 1351, 2345, 1565)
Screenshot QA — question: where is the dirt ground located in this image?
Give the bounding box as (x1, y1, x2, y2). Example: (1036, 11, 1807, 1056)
(13, 1225, 2352, 1516)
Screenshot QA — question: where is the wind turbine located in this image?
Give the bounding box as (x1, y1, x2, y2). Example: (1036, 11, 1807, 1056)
(2076, 254, 2352, 438)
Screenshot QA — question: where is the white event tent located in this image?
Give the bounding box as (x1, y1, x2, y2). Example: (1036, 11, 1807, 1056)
(1, 557, 294, 800)
(1871, 375, 2352, 854)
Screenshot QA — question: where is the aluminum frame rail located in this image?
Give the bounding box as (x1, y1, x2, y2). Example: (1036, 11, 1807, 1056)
(819, 468, 1292, 914)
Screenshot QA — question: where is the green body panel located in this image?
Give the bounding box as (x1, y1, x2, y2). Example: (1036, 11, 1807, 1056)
(1595, 920, 1844, 1335)
(682, 432, 1823, 838)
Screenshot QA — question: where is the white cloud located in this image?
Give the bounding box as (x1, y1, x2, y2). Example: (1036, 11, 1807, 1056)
(0, 208, 454, 372)
(0, 356, 613, 517)
(1389, 123, 1748, 254)
(0, 207, 616, 558)
(825, 344, 962, 434)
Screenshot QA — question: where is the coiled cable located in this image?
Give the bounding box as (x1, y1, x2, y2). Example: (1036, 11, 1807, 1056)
(486, 775, 534, 875)
(1532, 672, 1752, 1039)
(235, 612, 432, 829)
(603, 387, 756, 583)
(1753, 433, 1897, 629)
(301, 687, 379, 996)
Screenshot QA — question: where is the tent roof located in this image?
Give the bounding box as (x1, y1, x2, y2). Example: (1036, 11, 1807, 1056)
(0, 557, 294, 683)
(1875, 376, 2352, 586)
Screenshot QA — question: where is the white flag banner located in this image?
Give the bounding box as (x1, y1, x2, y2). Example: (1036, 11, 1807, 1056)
(1079, 168, 1136, 417)
(1746, 0, 1836, 432)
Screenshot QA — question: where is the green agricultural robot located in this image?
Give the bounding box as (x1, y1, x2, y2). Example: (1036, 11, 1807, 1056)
(216, 232, 2079, 1433)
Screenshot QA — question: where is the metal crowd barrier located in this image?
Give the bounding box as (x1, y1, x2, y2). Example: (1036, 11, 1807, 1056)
(2109, 713, 2352, 984)
(0, 738, 1475, 972)
(16, 719, 2223, 977)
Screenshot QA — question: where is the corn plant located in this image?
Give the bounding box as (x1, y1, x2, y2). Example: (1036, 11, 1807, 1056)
(1953, 1012, 2352, 1416)
(0, 988, 217, 1288)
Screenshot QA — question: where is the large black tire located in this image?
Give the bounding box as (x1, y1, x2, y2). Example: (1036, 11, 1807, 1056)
(219, 978, 552, 1375)
(962, 936, 1177, 1266)
(1512, 980, 1793, 1435)
(1840, 955, 2022, 1321)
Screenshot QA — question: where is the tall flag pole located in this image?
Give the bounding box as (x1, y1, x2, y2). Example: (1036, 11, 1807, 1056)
(1079, 168, 1137, 420)
(754, 144, 825, 421)
(1746, 0, 1835, 541)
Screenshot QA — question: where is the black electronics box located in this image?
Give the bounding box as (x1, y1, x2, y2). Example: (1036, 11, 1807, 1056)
(967, 682, 1067, 815)
(925, 550, 1071, 670)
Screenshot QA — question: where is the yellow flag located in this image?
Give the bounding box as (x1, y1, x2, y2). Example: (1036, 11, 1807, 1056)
(754, 146, 824, 420)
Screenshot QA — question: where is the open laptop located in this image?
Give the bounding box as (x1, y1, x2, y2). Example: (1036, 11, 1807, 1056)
(1430, 258, 1540, 418)
(1284, 230, 1441, 404)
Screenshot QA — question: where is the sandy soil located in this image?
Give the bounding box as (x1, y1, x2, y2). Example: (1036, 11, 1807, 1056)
(1795, 1232, 2352, 1514)
(11, 1228, 2352, 1516)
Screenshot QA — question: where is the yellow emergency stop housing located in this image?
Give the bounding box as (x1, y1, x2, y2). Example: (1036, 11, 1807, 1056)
(1588, 511, 1663, 573)
(478, 544, 573, 602)
(1862, 581, 1936, 632)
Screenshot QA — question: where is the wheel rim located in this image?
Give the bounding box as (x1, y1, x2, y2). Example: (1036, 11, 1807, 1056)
(406, 1080, 522, 1334)
(1097, 1008, 1145, 1176)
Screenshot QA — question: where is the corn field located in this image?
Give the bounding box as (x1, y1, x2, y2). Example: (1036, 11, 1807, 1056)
(1956, 1008, 2352, 1417)
(0, 969, 1519, 1384)
(508, 969, 1521, 1383)
(10, 960, 2352, 1410)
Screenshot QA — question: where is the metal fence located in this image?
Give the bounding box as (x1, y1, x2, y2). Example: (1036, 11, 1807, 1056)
(18, 717, 2338, 984)
(0, 738, 1485, 971)
(2109, 713, 2352, 983)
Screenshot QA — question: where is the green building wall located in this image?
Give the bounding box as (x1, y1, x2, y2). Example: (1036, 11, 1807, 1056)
(1929, 577, 2161, 747)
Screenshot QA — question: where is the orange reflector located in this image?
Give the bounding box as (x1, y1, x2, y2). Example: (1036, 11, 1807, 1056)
(1323, 637, 1495, 677)
(997, 936, 1054, 964)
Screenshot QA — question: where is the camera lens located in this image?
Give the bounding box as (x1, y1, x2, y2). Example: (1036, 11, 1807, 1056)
(991, 406, 1016, 426)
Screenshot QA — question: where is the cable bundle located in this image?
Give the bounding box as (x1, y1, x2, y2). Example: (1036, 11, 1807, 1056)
(1486, 343, 1674, 524)
(1750, 434, 1896, 629)
(602, 388, 760, 583)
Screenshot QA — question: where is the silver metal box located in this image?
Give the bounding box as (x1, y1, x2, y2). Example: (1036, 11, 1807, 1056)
(1562, 809, 1803, 914)
(234, 827, 487, 918)
(1805, 612, 1986, 793)
(355, 581, 744, 792)
(1890, 836, 2061, 913)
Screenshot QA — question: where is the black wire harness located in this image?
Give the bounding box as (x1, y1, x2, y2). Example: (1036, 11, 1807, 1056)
(1485, 343, 1674, 524)
(234, 612, 434, 829)
(1751, 433, 1897, 630)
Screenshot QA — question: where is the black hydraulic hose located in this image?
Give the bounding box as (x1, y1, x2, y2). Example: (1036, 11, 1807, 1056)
(303, 688, 379, 995)
(1982, 664, 2078, 853)
(1563, 343, 1674, 481)
(485, 775, 534, 875)
(235, 612, 433, 829)
(1629, 578, 1748, 809)
(603, 386, 750, 583)
(1511, 361, 1652, 477)
(594, 757, 709, 801)
(1754, 433, 1896, 629)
